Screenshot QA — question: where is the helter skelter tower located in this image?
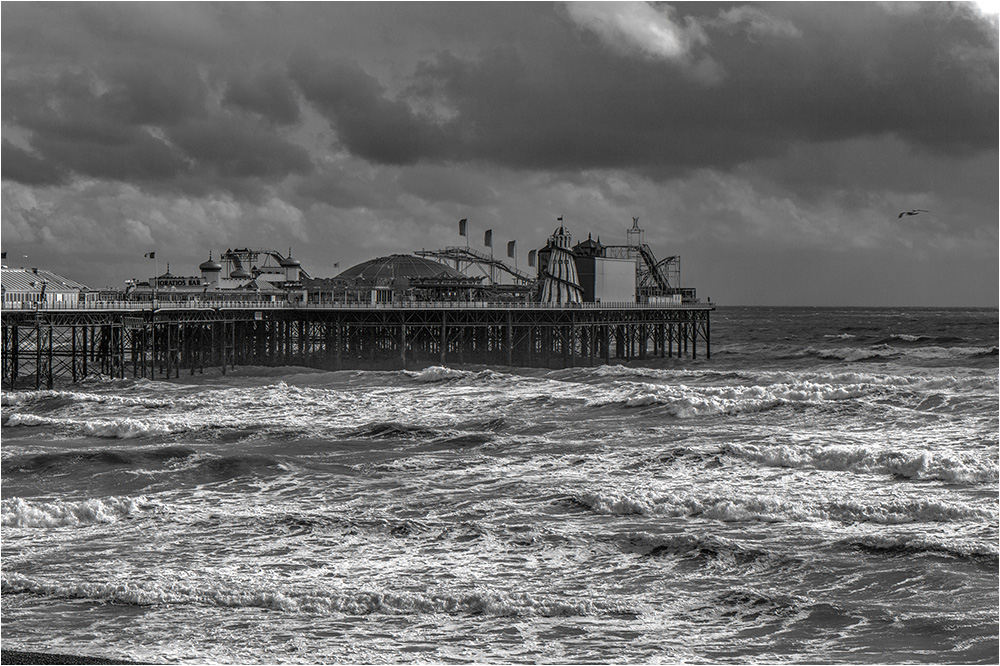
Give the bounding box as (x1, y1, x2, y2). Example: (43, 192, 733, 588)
(540, 225, 584, 304)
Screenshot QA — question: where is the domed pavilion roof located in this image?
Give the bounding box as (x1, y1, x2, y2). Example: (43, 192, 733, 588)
(199, 252, 222, 272)
(279, 248, 301, 268)
(336, 254, 467, 281)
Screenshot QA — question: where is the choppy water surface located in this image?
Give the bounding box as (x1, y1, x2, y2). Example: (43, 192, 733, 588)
(2, 306, 997, 663)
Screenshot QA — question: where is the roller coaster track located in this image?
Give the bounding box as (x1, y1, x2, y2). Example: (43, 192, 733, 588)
(602, 244, 679, 293)
(415, 247, 534, 285)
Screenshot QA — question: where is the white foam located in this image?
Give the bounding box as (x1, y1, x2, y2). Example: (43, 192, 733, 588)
(406, 366, 472, 382)
(575, 487, 995, 525)
(3, 413, 176, 438)
(589, 378, 876, 418)
(1, 496, 161, 528)
(0, 572, 633, 617)
(820, 498, 995, 525)
(4, 413, 50, 426)
(848, 533, 999, 559)
(576, 489, 800, 522)
(814, 344, 900, 362)
(79, 418, 176, 439)
(726, 443, 998, 484)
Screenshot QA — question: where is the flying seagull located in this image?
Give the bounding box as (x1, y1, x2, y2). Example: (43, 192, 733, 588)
(898, 209, 929, 218)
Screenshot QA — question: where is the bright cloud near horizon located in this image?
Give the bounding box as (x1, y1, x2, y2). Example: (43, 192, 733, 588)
(2, 2, 997, 306)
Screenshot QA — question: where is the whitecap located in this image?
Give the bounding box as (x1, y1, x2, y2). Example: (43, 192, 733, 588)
(1, 495, 162, 528)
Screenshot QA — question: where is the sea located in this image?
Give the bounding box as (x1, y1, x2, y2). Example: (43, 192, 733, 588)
(2, 306, 997, 664)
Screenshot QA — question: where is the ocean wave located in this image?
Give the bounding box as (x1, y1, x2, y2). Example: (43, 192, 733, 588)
(1, 496, 162, 528)
(3, 412, 180, 439)
(81, 418, 177, 439)
(843, 534, 999, 562)
(346, 422, 441, 439)
(190, 454, 288, 480)
(877, 334, 967, 345)
(3, 413, 50, 427)
(1, 391, 29, 406)
(3, 445, 197, 475)
(588, 379, 875, 417)
(0, 573, 636, 618)
(574, 489, 801, 522)
(758, 369, 995, 392)
(713, 588, 802, 618)
(404, 366, 511, 384)
(800, 343, 998, 364)
(1, 389, 171, 409)
(406, 366, 472, 382)
(811, 344, 901, 362)
(587, 365, 996, 395)
(817, 498, 995, 525)
(618, 531, 785, 569)
(724, 443, 998, 484)
(1, 413, 177, 438)
(573, 489, 994, 525)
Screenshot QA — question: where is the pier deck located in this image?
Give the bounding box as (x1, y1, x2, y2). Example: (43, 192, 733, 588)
(1, 302, 712, 388)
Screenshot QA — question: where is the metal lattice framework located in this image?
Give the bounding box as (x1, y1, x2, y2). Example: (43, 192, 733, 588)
(415, 247, 534, 285)
(2, 303, 712, 387)
(602, 244, 681, 297)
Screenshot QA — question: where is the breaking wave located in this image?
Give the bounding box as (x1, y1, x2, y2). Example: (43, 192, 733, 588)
(725, 443, 998, 484)
(1, 496, 163, 528)
(2, 413, 177, 438)
(585, 365, 996, 393)
(844, 534, 999, 562)
(404, 366, 511, 384)
(406, 366, 472, 382)
(800, 344, 998, 364)
(878, 334, 967, 345)
(1, 573, 636, 618)
(574, 489, 803, 522)
(573, 489, 995, 525)
(588, 379, 875, 417)
(1, 389, 171, 409)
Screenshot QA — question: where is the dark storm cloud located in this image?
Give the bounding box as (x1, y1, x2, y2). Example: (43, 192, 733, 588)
(289, 54, 450, 166)
(1, 139, 67, 186)
(30, 128, 190, 183)
(272, 3, 996, 179)
(168, 117, 312, 180)
(101, 62, 209, 127)
(2, 51, 310, 192)
(3, 3, 993, 190)
(222, 69, 301, 125)
(385, 2, 996, 173)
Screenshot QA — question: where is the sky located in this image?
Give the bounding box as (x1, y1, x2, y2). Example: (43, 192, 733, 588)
(2, 2, 997, 306)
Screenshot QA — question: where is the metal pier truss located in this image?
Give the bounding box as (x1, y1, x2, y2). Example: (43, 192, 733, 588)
(2, 304, 712, 388)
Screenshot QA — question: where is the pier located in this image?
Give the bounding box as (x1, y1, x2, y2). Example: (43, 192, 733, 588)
(1, 302, 712, 388)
